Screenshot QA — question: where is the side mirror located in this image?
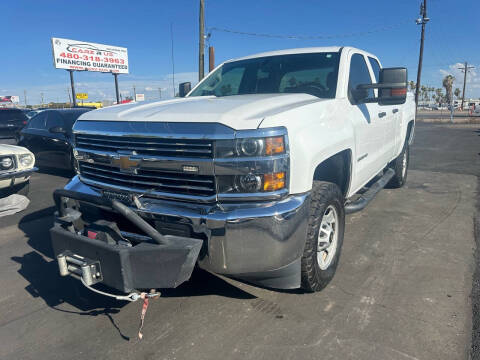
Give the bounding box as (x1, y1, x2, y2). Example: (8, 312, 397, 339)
(356, 67, 408, 106)
(49, 126, 66, 134)
(378, 67, 407, 105)
(179, 82, 192, 98)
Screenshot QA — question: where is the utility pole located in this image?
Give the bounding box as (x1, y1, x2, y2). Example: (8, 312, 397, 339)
(158, 88, 162, 99)
(199, 0, 205, 81)
(40, 92, 44, 106)
(133, 85, 137, 101)
(209, 46, 215, 72)
(415, 0, 429, 108)
(66, 87, 72, 105)
(23, 90, 27, 107)
(458, 62, 475, 110)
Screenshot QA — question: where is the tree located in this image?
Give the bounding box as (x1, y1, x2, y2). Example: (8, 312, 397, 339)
(435, 88, 444, 104)
(454, 88, 461, 99)
(409, 81, 416, 92)
(421, 85, 427, 102)
(442, 75, 455, 104)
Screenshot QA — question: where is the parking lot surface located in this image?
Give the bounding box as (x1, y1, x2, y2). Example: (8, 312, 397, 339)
(0, 123, 478, 360)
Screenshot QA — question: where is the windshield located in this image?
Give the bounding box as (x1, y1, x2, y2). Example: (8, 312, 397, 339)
(189, 52, 340, 99)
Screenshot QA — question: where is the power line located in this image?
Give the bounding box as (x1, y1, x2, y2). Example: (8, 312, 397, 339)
(208, 20, 411, 40)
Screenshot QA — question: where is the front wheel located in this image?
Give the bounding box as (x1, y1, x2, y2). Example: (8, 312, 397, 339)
(301, 181, 345, 292)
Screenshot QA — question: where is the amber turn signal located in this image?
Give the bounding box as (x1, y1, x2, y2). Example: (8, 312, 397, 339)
(265, 136, 285, 155)
(263, 172, 286, 191)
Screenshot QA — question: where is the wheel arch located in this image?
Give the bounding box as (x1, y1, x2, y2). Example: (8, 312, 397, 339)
(313, 149, 352, 197)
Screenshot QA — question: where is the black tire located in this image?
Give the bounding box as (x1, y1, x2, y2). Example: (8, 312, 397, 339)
(301, 181, 345, 292)
(387, 144, 409, 189)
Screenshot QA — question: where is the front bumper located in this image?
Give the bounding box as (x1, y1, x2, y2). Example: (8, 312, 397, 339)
(65, 176, 310, 289)
(0, 167, 38, 180)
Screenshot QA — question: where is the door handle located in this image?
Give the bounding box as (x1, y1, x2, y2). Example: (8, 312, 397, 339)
(378, 112, 387, 118)
(392, 108, 399, 114)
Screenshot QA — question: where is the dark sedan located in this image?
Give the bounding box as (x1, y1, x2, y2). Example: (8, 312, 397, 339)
(0, 108, 29, 140)
(18, 108, 92, 172)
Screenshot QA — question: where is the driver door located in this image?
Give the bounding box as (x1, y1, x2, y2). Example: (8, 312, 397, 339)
(347, 53, 386, 190)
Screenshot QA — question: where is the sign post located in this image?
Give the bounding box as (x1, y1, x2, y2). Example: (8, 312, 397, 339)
(69, 70, 77, 107)
(113, 73, 120, 104)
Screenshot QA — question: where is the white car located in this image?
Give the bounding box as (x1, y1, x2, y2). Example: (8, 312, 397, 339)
(0, 144, 37, 196)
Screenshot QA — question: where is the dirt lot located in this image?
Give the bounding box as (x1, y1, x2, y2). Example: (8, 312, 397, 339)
(0, 123, 478, 360)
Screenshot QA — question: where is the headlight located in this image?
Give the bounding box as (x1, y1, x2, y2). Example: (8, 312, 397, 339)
(19, 154, 34, 167)
(215, 136, 285, 158)
(214, 128, 289, 197)
(0, 156, 13, 170)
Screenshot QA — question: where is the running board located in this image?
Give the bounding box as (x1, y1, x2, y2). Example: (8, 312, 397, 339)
(345, 168, 395, 214)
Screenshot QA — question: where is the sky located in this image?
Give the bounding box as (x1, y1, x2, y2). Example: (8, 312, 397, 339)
(2, 0, 479, 104)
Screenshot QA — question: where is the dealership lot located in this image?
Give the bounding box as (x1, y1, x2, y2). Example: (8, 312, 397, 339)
(0, 123, 478, 360)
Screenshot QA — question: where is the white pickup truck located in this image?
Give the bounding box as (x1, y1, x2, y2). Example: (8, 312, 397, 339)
(51, 46, 415, 296)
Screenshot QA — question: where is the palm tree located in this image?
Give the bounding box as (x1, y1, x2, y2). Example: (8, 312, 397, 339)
(442, 75, 455, 104)
(435, 88, 444, 104)
(421, 85, 427, 102)
(454, 88, 461, 99)
(408, 81, 416, 92)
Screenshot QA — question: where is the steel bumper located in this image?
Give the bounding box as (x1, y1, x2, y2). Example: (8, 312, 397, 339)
(65, 177, 311, 289)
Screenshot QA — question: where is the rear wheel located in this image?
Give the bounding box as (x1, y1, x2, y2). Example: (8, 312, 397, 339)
(301, 181, 345, 292)
(387, 144, 409, 188)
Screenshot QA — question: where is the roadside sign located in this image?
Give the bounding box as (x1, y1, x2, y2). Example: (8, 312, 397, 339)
(0, 95, 19, 103)
(51, 37, 129, 74)
(135, 94, 145, 102)
(76, 93, 88, 100)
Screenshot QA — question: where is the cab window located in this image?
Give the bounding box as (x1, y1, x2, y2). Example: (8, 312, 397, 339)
(348, 54, 374, 104)
(368, 57, 381, 82)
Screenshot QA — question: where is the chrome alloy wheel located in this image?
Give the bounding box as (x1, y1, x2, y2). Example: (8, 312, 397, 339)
(317, 205, 339, 270)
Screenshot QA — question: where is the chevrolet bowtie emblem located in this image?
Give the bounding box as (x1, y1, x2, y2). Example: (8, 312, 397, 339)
(112, 155, 140, 173)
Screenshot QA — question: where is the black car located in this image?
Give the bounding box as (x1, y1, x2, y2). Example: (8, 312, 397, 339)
(0, 108, 29, 140)
(19, 108, 92, 171)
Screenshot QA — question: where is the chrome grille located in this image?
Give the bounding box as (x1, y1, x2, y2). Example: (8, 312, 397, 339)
(75, 134, 213, 158)
(79, 162, 216, 198)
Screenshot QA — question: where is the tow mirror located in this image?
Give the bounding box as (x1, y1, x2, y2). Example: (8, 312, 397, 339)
(179, 82, 192, 98)
(378, 67, 407, 105)
(356, 67, 408, 106)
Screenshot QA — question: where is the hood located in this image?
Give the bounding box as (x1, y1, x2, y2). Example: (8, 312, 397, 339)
(78, 93, 325, 130)
(0, 144, 32, 156)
